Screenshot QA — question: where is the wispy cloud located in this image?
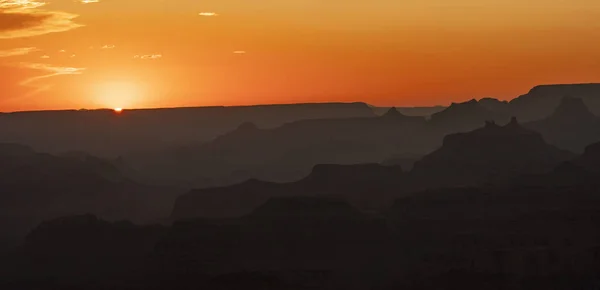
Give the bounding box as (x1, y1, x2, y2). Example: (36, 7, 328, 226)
(0, 47, 39, 57)
(233, 50, 247, 54)
(0, 0, 82, 39)
(134, 54, 162, 60)
(199, 12, 218, 17)
(79, 0, 100, 3)
(18, 62, 85, 95)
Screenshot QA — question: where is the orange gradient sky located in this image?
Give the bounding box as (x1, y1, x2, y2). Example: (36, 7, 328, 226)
(0, 0, 599, 112)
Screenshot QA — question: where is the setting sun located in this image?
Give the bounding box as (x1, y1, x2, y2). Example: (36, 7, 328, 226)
(113, 108, 123, 113)
(94, 81, 142, 110)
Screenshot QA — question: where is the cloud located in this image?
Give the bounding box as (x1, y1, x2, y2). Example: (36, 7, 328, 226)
(79, 0, 99, 3)
(101, 44, 115, 49)
(0, 47, 39, 57)
(233, 50, 246, 54)
(0, 0, 83, 39)
(134, 54, 162, 60)
(199, 12, 218, 17)
(18, 62, 85, 95)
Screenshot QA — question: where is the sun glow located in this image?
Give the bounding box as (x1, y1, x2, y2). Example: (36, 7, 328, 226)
(94, 81, 141, 110)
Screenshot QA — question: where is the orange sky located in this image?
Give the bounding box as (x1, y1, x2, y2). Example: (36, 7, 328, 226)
(1, 0, 599, 112)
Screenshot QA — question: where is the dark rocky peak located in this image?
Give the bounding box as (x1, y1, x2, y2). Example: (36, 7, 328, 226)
(478, 98, 509, 112)
(430, 99, 508, 127)
(412, 120, 574, 187)
(380, 107, 426, 123)
(550, 96, 596, 121)
(479, 97, 507, 103)
(442, 118, 539, 149)
(453, 99, 478, 106)
(381, 107, 403, 118)
(248, 196, 363, 219)
(509, 83, 600, 121)
(445, 99, 480, 111)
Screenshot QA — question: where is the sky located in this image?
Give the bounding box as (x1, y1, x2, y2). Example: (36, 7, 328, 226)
(0, 0, 599, 112)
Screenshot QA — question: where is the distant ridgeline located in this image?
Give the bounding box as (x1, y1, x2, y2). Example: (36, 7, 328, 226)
(137, 85, 600, 188)
(0, 84, 599, 190)
(0, 83, 598, 158)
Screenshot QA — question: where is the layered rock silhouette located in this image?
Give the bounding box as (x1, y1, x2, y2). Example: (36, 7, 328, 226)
(429, 99, 510, 133)
(380, 107, 427, 122)
(8, 176, 600, 290)
(4, 84, 600, 290)
(525, 96, 600, 152)
(509, 83, 600, 121)
(477, 97, 510, 114)
(0, 103, 376, 157)
(153, 100, 516, 188)
(1, 214, 166, 288)
(172, 119, 582, 220)
(6, 134, 600, 289)
(0, 143, 179, 243)
(154, 110, 430, 187)
(411, 118, 575, 188)
(171, 163, 405, 220)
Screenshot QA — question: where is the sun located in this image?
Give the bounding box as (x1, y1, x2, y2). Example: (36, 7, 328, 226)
(94, 81, 141, 110)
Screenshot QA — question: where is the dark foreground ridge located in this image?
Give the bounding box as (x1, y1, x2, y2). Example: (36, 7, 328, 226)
(5, 155, 600, 290)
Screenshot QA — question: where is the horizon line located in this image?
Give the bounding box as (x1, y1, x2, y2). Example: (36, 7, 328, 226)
(2, 82, 599, 114)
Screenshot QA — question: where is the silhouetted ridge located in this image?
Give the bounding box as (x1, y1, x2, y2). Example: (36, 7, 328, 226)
(412, 119, 574, 187)
(441, 118, 539, 148)
(478, 97, 509, 113)
(0, 143, 176, 244)
(381, 107, 403, 118)
(429, 99, 509, 131)
(248, 196, 363, 219)
(380, 107, 426, 123)
(510, 83, 600, 121)
(552, 96, 596, 121)
(171, 179, 287, 219)
(525, 96, 600, 152)
(9, 214, 166, 283)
